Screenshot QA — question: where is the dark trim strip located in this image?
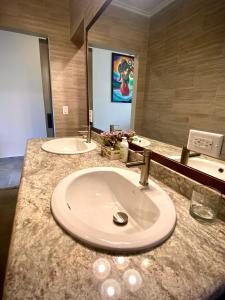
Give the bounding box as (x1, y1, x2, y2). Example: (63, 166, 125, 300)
(128, 142, 143, 152)
(86, 0, 113, 32)
(92, 127, 103, 134)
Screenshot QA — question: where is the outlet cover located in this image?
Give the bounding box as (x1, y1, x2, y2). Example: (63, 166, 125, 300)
(63, 106, 69, 115)
(187, 129, 224, 158)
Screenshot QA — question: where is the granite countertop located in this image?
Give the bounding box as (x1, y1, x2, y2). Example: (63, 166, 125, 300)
(143, 137, 182, 157)
(3, 139, 225, 300)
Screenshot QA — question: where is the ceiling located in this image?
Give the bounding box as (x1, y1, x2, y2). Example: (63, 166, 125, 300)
(111, 0, 176, 18)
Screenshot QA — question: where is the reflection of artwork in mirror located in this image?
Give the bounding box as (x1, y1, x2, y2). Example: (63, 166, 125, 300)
(111, 53, 134, 103)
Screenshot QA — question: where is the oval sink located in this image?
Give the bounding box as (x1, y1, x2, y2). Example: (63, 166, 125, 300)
(42, 137, 96, 154)
(171, 156, 225, 180)
(51, 167, 176, 252)
(132, 136, 150, 147)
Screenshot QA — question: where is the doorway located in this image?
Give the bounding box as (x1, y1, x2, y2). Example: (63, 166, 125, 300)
(0, 29, 54, 159)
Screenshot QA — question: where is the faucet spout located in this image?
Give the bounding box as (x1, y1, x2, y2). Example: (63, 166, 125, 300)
(180, 146, 200, 165)
(86, 124, 91, 143)
(109, 124, 120, 132)
(78, 124, 92, 143)
(126, 161, 145, 167)
(126, 149, 151, 186)
(180, 146, 190, 165)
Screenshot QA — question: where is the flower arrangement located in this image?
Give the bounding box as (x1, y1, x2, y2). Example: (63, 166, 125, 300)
(100, 130, 136, 149)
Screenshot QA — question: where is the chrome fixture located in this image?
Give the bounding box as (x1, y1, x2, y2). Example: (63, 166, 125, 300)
(110, 124, 120, 132)
(180, 146, 200, 165)
(113, 212, 128, 226)
(78, 124, 92, 143)
(86, 124, 91, 143)
(180, 146, 190, 165)
(126, 149, 151, 186)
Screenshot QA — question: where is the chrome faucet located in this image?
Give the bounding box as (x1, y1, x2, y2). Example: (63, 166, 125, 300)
(78, 124, 91, 143)
(126, 149, 151, 186)
(86, 124, 91, 143)
(180, 146, 200, 165)
(110, 124, 120, 132)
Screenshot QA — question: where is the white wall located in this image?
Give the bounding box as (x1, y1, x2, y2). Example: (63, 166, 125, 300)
(92, 48, 132, 132)
(0, 30, 47, 158)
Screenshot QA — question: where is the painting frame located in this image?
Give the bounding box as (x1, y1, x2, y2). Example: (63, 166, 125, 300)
(111, 52, 134, 104)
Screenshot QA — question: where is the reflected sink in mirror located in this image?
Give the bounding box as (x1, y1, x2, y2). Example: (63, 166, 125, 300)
(51, 167, 176, 252)
(171, 156, 225, 181)
(131, 136, 150, 148)
(42, 137, 96, 154)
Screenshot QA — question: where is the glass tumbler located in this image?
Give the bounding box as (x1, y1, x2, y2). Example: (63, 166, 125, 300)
(190, 185, 222, 223)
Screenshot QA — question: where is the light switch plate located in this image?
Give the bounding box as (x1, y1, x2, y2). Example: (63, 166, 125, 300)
(89, 109, 93, 123)
(63, 106, 69, 115)
(187, 129, 224, 158)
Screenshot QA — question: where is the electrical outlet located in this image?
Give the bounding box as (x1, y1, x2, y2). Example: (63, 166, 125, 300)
(187, 130, 224, 158)
(63, 106, 69, 115)
(192, 137, 213, 149)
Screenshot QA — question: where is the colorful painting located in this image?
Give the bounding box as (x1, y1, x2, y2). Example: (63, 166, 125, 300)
(111, 53, 134, 103)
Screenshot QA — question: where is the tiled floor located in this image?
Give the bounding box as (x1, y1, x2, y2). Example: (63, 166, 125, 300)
(0, 156, 24, 188)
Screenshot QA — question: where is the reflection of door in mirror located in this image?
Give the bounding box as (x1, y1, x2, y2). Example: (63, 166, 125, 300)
(88, 46, 136, 131)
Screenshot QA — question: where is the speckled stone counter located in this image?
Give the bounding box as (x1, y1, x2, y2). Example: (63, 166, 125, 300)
(3, 139, 225, 300)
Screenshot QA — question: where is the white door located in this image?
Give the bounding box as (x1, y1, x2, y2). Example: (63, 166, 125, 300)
(0, 30, 47, 158)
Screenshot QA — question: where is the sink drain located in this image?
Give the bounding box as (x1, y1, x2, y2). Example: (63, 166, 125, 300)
(113, 212, 128, 226)
(218, 168, 224, 173)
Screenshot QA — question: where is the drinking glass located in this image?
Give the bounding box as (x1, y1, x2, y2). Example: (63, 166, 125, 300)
(190, 185, 222, 223)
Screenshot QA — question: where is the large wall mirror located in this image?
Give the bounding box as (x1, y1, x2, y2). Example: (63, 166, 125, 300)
(87, 0, 225, 183)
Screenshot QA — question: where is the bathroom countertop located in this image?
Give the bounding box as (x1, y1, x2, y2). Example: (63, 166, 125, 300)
(3, 139, 225, 300)
(142, 137, 182, 157)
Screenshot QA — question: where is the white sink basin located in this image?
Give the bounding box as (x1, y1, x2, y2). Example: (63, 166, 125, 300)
(51, 167, 176, 252)
(132, 136, 150, 147)
(171, 156, 225, 180)
(42, 137, 96, 154)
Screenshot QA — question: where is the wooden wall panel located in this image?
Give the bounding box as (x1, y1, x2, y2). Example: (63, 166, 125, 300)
(142, 0, 225, 159)
(69, 0, 107, 39)
(0, 0, 87, 136)
(88, 4, 149, 133)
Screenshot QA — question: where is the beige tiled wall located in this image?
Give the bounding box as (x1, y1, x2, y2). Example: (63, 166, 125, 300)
(69, 0, 107, 38)
(142, 0, 225, 159)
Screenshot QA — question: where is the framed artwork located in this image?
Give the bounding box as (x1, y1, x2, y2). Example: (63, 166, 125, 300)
(111, 53, 134, 103)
